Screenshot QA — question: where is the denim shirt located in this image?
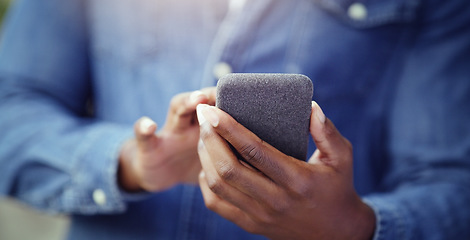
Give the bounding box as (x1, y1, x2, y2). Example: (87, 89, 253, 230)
(1, 0, 469, 239)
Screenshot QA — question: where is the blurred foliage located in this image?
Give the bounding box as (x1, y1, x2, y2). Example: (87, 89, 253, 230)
(0, 0, 11, 26)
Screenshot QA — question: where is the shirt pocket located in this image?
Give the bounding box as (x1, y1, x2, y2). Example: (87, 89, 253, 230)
(288, 0, 421, 101)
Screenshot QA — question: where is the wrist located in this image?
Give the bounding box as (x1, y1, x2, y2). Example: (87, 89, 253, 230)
(118, 139, 144, 192)
(351, 198, 376, 240)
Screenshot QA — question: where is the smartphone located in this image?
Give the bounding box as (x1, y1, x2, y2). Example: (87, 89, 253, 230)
(216, 73, 313, 161)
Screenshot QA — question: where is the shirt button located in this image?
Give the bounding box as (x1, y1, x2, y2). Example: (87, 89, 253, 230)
(92, 189, 107, 206)
(213, 62, 232, 80)
(348, 3, 367, 21)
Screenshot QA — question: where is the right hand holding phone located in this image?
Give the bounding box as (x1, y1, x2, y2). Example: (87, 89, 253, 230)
(196, 102, 376, 240)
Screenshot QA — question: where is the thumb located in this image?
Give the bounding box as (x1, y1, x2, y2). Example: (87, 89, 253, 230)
(134, 116, 159, 151)
(308, 102, 352, 168)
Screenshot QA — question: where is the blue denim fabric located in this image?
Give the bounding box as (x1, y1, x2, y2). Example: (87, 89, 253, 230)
(0, 0, 469, 239)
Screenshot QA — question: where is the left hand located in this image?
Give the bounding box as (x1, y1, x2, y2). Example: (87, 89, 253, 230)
(118, 88, 216, 192)
(196, 102, 375, 240)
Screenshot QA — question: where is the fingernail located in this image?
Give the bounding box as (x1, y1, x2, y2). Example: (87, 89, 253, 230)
(203, 106, 220, 127)
(140, 117, 155, 133)
(312, 101, 326, 124)
(196, 104, 219, 127)
(196, 104, 207, 126)
(190, 90, 205, 104)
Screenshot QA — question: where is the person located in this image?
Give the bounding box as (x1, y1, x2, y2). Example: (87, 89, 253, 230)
(0, 0, 469, 239)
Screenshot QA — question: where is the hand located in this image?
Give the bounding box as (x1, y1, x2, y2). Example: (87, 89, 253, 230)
(196, 102, 375, 240)
(118, 87, 216, 192)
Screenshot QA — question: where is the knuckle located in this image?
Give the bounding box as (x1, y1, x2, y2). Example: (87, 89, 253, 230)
(290, 173, 314, 198)
(239, 140, 266, 164)
(261, 192, 289, 214)
(218, 162, 238, 182)
(206, 176, 225, 195)
(268, 198, 290, 216)
(169, 93, 191, 116)
(169, 93, 184, 107)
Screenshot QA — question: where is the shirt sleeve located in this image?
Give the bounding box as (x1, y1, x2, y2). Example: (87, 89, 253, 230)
(363, 1, 470, 239)
(0, 0, 133, 214)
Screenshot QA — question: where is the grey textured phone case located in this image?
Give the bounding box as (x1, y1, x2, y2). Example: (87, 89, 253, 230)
(216, 73, 313, 161)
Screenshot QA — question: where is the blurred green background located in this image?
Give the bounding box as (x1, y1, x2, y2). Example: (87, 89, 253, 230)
(0, 0, 11, 26)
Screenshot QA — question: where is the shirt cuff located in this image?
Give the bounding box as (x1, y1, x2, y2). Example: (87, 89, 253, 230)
(362, 195, 412, 240)
(62, 122, 136, 214)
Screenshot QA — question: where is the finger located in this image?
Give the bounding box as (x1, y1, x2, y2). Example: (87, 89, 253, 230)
(197, 134, 265, 217)
(134, 116, 157, 137)
(134, 117, 159, 151)
(167, 90, 210, 131)
(197, 105, 280, 203)
(309, 101, 352, 169)
(199, 171, 260, 234)
(200, 87, 217, 106)
(197, 104, 300, 188)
